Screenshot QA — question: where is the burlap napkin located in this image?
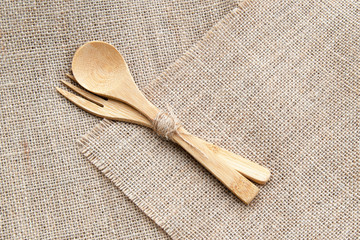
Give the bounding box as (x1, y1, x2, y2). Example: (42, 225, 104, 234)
(79, 1, 360, 239)
(0, 0, 240, 238)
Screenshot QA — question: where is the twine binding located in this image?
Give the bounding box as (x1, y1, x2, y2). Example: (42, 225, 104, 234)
(151, 105, 208, 160)
(152, 106, 181, 140)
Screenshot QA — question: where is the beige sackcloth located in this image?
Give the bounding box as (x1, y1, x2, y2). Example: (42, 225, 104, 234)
(79, 0, 360, 239)
(1, 0, 359, 239)
(1, 0, 239, 238)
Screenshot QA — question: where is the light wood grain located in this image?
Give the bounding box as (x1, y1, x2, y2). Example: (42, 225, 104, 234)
(68, 41, 271, 203)
(72, 41, 159, 119)
(58, 82, 259, 203)
(173, 127, 259, 204)
(58, 79, 270, 186)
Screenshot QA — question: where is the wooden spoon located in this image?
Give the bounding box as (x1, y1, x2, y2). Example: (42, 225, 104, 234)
(72, 41, 269, 204)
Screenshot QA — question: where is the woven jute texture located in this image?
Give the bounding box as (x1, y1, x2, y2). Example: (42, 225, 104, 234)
(79, 1, 360, 239)
(0, 1, 239, 238)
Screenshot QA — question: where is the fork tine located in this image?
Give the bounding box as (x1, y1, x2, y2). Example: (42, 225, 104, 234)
(56, 87, 108, 118)
(65, 73, 76, 81)
(60, 80, 106, 107)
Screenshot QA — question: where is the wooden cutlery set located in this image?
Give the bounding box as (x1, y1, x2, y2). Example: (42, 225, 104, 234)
(57, 41, 270, 204)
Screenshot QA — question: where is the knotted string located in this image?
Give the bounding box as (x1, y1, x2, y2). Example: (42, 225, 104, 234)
(152, 106, 208, 160)
(152, 106, 181, 140)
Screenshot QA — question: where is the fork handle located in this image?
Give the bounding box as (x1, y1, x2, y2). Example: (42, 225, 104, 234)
(172, 127, 259, 204)
(127, 94, 271, 185)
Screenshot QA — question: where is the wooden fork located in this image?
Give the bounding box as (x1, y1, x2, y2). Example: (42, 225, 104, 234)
(57, 76, 269, 186)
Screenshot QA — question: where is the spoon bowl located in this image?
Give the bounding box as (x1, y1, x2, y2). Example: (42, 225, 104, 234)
(72, 41, 158, 118)
(72, 41, 132, 94)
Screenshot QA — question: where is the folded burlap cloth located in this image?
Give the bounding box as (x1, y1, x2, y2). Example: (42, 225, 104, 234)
(1, 0, 240, 238)
(79, 1, 360, 239)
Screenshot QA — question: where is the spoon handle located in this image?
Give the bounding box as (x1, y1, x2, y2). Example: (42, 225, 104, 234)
(172, 127, 259, 204)
(119, 90, 160, 120)
(179, 132, 271, 185)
